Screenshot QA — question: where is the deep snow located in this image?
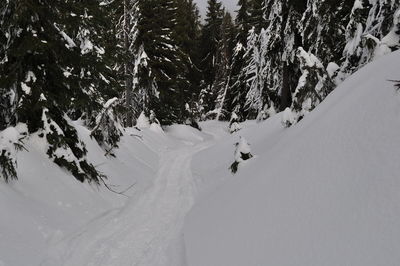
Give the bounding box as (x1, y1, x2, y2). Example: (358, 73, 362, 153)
(184, 51, 400, 266)
(0, 119, 217, 266)
(1, 51, 399, 266)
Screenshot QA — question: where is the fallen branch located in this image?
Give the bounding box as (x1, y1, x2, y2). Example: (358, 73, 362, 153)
(389, 80, 400, 90)
(130, 134, 143, 140)
(98, 175, 136, 197)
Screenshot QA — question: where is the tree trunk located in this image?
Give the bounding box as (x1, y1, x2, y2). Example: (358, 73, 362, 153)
(280, 62, 291, 111)
(124, 0, 133, 127)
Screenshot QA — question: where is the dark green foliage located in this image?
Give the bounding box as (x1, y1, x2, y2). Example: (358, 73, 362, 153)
(301, 0, 353, 65)
(290, 48, 335, 123)
(230, 139, 253, 174)
(0, 0, 119, 183)
(135, 0, 196, 124)
(43, 107, 102, 183)
(90, 98, 124, 155)
(230, 161, 239, 174)
(199, 0, 224, 93)
(0, 149, 17, 182)
(235, 0, 250, 45)
(248, 0, 264, 33)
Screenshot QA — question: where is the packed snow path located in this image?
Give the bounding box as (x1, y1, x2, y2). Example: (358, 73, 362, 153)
(41, 137, 212, 266)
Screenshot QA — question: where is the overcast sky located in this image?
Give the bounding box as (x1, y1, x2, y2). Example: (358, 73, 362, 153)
(194, 0, 238, 18)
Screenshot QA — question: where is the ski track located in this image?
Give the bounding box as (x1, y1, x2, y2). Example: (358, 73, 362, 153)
(40, 138, 213, 266)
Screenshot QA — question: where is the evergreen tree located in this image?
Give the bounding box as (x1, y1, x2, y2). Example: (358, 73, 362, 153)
(198, 0, 224, 116)
(236, 0, 250, 45)
(248, 0, 265, 32)
(0, 0, 116, 182)
(175, 0, 203, 122)
(225, 0, 251, 121)
(243, 0, 285, 118)
(214, 11, 236, 120)
(136, 0, 187, 124)
(301, 0, 354, 66)
(340, 0, 400, 78)
(289, 47, 334, 124)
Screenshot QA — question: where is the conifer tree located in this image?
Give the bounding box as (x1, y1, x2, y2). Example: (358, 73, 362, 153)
(248, 0, 265, 33)
(214, 11, 236, 120)
(236, 0, 251, 45)
(0, 0, 116, 182)
(341, 0, 400, 78)
(301, 0, 353, 66)
(289, 47, 335, 124)
(175, 0, 202, 122)
(198, 0, 224, 116)
(136, 0, 187, 124)
(225, 0, 251, 121)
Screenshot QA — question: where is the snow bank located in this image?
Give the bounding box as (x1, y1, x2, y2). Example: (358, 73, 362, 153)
(165, 124, 209, 144)
(0, 122, 161, 266)
(184, 51, 400, 266)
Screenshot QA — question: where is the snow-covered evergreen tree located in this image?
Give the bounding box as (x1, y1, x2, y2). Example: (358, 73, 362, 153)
(225, 0, 251, 121)
(340, 0, 400, 78)
(230, 136, 253, 174)
(289, 47, 334, 125)
(301, 0, 353, 66)
(228, 112, 242, 133)
(91, 98, 124, 155)
(198, 0, 224, 116)
(214, 12, 236, 120)
(375, 8, 400, 56)
(243, 28, 277, 120)
(0, 0, 117, 182)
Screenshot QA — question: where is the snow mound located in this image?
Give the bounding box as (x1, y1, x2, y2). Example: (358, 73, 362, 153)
(136, 111, 150, 129)
(165, 125, 209, 144)
(184, 51, 400, 266)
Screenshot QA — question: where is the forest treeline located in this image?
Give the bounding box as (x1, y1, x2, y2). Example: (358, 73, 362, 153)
(0, 0, 399, 182)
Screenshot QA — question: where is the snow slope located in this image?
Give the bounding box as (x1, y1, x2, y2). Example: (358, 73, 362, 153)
(0, 121, 212, 266)
(0, 124, 161, 266)
(1, 51, 399, 266)
(184, 51, 400, 266)
(40, 126, 212, 266)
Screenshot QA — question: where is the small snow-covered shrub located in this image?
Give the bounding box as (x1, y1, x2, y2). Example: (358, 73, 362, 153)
(184, 103, 202, 130)
(136, 111, 151, 129)
(91, 97, 124, 153)
(229, 112, 242, 134)
(42, 108, 102, 183)
(149, 110, 160, 125)
(281, 107, 296, 128)
(0, 124, 27, 182)
(230, 137, 253, 174)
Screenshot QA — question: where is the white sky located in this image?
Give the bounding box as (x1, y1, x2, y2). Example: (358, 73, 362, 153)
(194, 0, 238, 18)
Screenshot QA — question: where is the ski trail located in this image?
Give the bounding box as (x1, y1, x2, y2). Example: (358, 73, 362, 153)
(41, 140, 211, 266)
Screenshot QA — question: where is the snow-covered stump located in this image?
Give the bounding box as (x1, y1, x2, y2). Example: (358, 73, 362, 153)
(230, 137, 253, 174)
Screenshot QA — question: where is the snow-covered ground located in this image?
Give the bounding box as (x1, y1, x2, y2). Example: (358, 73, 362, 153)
(1, 51, 400, 266)
(184, 51, 400, 266)
(0, 121, 214, 266)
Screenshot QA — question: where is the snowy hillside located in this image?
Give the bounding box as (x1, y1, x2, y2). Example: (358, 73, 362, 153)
(0, 124, 161, 266)
(184, 51, 400, 266)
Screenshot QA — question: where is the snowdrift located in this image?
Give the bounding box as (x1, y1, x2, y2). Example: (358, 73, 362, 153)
(184, 51, 400, 266)
(0, 124, 167, 266)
